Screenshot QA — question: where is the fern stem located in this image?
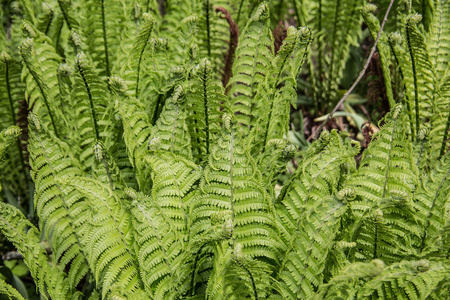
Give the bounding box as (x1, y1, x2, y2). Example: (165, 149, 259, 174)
(292, 0, 302, 27)
(57, 0, 72, 30)
(5, 62, 29, 192)
(405, 25, 420, 137)
(326, 0, 341, 105)
(237, 260, 258, 300)
(76, 60, 100, 140)
(373, 219, 378, 259)
(171, 105, 179, 154)
(205, 0, 211, 58)
(151, 92, 166, 125)
(237, 0, 245, 25)
(190, 244, 206, 296)
(43, 11, 54, 36)
(229, 127, 236, 247)
(202, 62, 210, 155)
(100, 0, 111, 77)
(135, 19, 153, 97)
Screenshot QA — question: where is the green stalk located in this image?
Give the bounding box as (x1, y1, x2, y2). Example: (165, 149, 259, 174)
(405, 25, 420, 137)
(76, 60, 100, 140)
(100, 0, 111, 77)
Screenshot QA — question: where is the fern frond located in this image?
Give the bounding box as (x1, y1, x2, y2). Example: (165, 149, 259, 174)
(117, 13, 155, 98)
(275, 131, 359, 299)
(0, 126, 21, 163)
(117, 95, 153, 192)
(207, 245, 274, 300)
(151, 85, 193, 159)
(0, 278, 25, 300)
(414, 154, 450, 255)
(20, 37, 60, 137)
(311, 0, 364, 108)
(253, 26, 311, 153)
(276, 130, 358, 236)
(71, 52, 113, 170)
(346, 105, 417, 205)
(427, 0, 450, 81)
(146, 150, 202, 235)
(27, 114, 93, 290)
(404, 14, 436, 136)
(187, 58, 227, 162)
(315, 259, 385, 299)
(0, 202, 77, 299)
(227, 2, 274, 131)
(80, 0, 128, 77)
(196, 0, 231, 77)
(357, 259, 450, 299)
(345, 106, 420, 262)
(127, 191, 187, 299)
(361, 3, 395, 108)
(59, 176, 145, 298)
(191, 116, 282, 262)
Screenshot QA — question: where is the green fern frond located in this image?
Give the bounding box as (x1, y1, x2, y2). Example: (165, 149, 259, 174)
(191, 116, 282, 262)
(36, 3, 54, 35)
(20, 37, 60, 137)
(227, 2, 274, 131)
(59, 176, 145, 298)
(311, 0, 364, 108)
(146, 150, 202, 235)
(0, 126, 21, 164)
(71, 52, 113, 170)
(207, 245, 274, 300)
(345, 105, 417, 205)
(344, 106, 420, 262)
(0, 278, 25, 300)
(428, 0, 450, 81)
(275, 131, 358, 299)
(315, 259, 385, 299)
(151, 85, 193, 159)
(196, 0, 232, 77)
(253, 26, 311, 153)
(80, 0, 128, 77)
(128, 192, 187, 299)
(357, 259, 450, 299)
(276, 130, 358, 235)
(117, 95, 153, 192)
(256, 140, 296, 193)
(117, 13, 155, 98)
(187, 58, 227, 162)
(405, 14, 436, 136)
(414, 154, 450, 255)
(0, 202, 77, 299)
(277, 195, 348, 299)
(27, 114, 94, 290)
(361, 3, 395, 108)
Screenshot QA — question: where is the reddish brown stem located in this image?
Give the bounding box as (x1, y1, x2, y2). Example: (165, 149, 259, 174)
(216, 7, 239, 89)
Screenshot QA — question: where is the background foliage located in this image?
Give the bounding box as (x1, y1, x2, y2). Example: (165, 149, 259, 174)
(0, 0, 449, 299)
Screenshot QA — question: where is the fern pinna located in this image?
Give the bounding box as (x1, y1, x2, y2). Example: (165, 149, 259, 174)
(1, 1, 450, 300)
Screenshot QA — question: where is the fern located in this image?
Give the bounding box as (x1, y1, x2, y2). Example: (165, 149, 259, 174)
(227, 2, 273, 132)
(191, 115, 282, 262)
(1, 2, 450, 299)
(0, 277, 25, 300)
